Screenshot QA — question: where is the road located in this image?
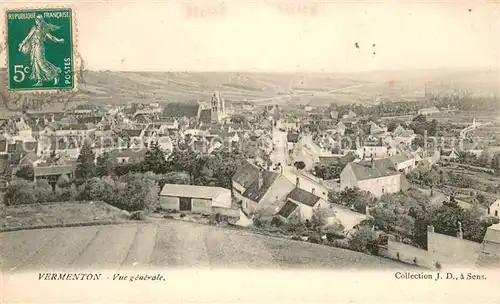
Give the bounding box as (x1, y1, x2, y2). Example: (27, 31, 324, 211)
(271, 129, 330, 200)
(0, 221, 406, 272)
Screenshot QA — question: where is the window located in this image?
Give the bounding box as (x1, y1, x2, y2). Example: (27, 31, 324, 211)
(496, 210, 498, 217)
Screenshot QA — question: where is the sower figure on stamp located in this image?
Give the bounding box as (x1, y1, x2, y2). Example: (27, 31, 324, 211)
(18, 15, 64, 86)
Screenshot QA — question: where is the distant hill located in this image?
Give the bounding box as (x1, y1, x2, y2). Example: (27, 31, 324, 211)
(0, 68, 498, 112)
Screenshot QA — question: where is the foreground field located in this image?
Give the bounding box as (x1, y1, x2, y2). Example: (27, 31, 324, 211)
(0, 220, 407, 271)
(0, 201, 129, 231)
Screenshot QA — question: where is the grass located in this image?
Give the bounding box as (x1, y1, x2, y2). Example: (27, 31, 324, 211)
(0, 220, 409, 272)
(0, 201, 131, 232)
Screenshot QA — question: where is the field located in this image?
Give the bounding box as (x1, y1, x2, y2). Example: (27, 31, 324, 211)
(0, 220, 408, 272)
(0, 201, 130, 231)
(1, 68, 498, 113)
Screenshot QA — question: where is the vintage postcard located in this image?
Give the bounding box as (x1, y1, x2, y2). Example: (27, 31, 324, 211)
(0, 0, 499, 303)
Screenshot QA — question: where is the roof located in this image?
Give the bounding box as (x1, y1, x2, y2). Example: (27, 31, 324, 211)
(490, 199, 500, 209)
(160, 183, 228, 199)
(241, 170, 280, 202)
(287, 187, 321, 207)
(389, 151, 414, 164)
(419, 107, 440, 113)
(232, 161, 261, 188)
(109, 148, 147, 160)
(346, 158, 400, 181)
(34, 165, 74, 177)
(121, 129, 142, 137)
(287, 132, 299, 143)
(277, 201, 298, 218)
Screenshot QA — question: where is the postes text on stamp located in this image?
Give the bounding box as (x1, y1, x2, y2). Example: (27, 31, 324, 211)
(5, 8, 75, 92)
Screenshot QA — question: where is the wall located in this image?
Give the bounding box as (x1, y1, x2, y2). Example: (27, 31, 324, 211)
(427, 232, 481, 266)
(160, 195, 179, 210)
(340, 165, 356, 190)
(329, 204, 367, 231)
(213, 191, 232, 208)
(357, 174, 400, 198)
(232, 180, 246, 195)
(257, 175, 295, 213)
(387, 240, 436, 269)
(191, 198, 212, 214)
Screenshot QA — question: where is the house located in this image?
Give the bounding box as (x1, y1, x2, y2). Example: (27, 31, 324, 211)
(488, 199, 500, 218)
(330, 111, 339, 120)
(343, 110, 357, 119)
(413, 147, 441, 166)
(287, 132, 299, 151)
(389, 151, 416, 173)
(109, 148, 147, 164)
(393, 125, 416, 146)
(358, 144, 390, 160)
(34, 165, 75, 188)
(418, 107, 440, 116)
(340, 158, 409, 197)
(276, 187, 329, 222)
(232, 161, 295, 215)
(440, 149, 459, 161)
(369, 122, 386, 135)
(55, 123, 97, 137)
(160, 184, 232, 214)
(336, 121, 346, 136)
(279, 118, 299, 131)
(19, 152, 42, 167)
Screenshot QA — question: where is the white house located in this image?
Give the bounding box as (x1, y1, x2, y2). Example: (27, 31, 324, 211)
(340, 158, 409, 197)
(488, 199, 500, 218)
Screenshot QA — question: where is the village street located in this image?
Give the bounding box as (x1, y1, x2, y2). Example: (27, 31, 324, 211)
(271, 128, 330, 201)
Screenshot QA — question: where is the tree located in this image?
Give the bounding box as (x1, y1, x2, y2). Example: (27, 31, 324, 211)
(5, 179, 36, 206)
(56, 174, 71, 188)
(294, 161, 306, 170)
(76, 142, 96, 180)
(15, 165, 34, 181)
(120, 173, 159, 211)
(335, 187, 374, 213)
(348, 225, 377, 253)
(387, 121, 399, 133)
(34, 179, 54, 203)
(411, 135, 425, 149)
(142, 141, 167, 174)
(95, 152, 114, 177)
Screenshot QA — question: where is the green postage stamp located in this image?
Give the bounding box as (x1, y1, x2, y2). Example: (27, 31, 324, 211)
(5, 8, 76, 92)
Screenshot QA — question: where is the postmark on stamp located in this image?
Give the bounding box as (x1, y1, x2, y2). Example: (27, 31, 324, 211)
(5, 8, 76, 92)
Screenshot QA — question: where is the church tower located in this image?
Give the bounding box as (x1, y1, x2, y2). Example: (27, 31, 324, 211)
(211, 91, 225, 124)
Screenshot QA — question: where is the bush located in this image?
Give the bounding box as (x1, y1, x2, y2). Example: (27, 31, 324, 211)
(130, 211, 146, 221)
(348, 226, 377, 253)
(5, 179, 36, 206)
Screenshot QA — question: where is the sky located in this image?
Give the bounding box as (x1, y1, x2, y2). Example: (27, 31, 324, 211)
(0, 0, 499, 72)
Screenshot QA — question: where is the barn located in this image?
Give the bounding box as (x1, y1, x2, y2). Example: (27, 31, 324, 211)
(160, 184, 232, 214)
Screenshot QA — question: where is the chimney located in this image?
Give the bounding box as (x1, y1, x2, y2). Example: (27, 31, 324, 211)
(296, 177, 300, 187)
(311, 188, 315, 195)
(427, 225, 435, 233)
(371, 158, 375, 169)
(365, 205, 370, 216)
(258, 169, 263, 189)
